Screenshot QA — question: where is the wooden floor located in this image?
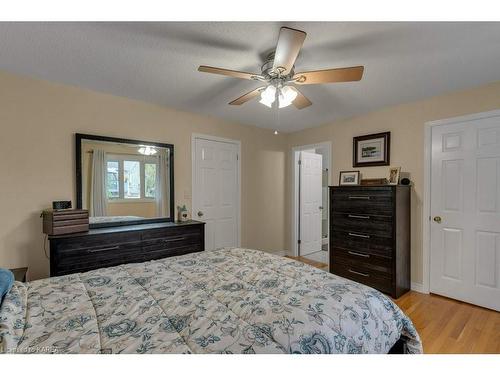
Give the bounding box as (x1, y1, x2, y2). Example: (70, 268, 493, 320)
(287, 256, 500, 354)
(286, 255, 329, 271)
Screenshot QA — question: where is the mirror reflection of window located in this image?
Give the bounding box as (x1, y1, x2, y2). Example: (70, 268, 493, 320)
(81, 137, 171, 224)
(104, 157, 157, 201)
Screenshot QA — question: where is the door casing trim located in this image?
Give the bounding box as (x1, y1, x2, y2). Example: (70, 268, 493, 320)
(191, 133, 242, 248)
(423, 109, 500, 294)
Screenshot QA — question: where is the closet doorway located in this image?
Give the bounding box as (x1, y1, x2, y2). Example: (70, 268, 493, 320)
(291, 142, 332, 266)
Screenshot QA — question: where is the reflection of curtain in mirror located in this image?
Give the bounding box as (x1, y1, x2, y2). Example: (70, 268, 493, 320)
(90, 149, 107, 217)
(156, 149, 170, 217)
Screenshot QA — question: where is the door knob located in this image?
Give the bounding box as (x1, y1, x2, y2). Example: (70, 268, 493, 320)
(433, 216, 442, 223)
(319, 206, 324, 210)
(197, 211, 204, 217)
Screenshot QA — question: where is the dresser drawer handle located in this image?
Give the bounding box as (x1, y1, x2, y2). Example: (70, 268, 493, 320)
(348, 196, 370, 200)
(348, 214, 370, 219)
(348, 251, 370, 258)
(163, 236, 187, 243)
(348, 269, 370, 277)
(348, 232, 370, 239)
(87, 246, 120, 253)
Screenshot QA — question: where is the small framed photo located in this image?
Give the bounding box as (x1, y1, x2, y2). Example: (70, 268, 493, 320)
(388, 166, 401, 185)
(353, 132, 390, 167)
(339, 171, 360, 186)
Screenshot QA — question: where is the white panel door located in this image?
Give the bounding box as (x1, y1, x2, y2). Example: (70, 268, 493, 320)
(193, 138, 239, 251)
(430, 114, 500, 311)
(299, 151, 323, 256)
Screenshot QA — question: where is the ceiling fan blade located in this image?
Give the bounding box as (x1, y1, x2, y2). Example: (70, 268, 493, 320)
(229, 87, 265, 105)
(293, 66, 364, 85)
(198, 65, 262, 80)
(290, 87, 312, 109)
(272, 27, 307, 76)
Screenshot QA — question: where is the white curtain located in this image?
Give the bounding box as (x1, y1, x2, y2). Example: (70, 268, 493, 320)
(90, 149, 107, 217)
(156, 149, 170, 217)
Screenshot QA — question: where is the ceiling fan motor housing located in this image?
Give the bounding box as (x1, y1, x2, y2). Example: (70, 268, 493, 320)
(261, 52, 295, 81)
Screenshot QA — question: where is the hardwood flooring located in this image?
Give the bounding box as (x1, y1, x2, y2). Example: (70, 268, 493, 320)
(395, 291, 500, 353)
(287, 255, 500, 354)
(286, 255, 329, 271)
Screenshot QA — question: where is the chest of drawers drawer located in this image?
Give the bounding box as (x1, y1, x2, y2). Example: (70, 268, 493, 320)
(331, 230, 393, 257)
(331, 187, 393, 216)
(331, 247, 393, 274)
(331, 213, 393, 238)
(331, 261, 393, 296)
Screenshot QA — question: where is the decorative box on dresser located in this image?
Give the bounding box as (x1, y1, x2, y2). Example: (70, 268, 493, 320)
(49, 220, 205, 277)
(329, 185, 410, 298)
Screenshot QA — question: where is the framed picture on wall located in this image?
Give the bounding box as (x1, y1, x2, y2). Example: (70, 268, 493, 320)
(339, 171, 360, 186)
(353, 131, 391, 167)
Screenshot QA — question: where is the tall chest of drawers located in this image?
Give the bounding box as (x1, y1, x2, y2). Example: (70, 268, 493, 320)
(329, 185, 410, 298)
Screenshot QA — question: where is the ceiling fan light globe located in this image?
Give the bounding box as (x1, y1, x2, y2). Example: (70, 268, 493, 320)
(260, 85, 276, 101)
(278, 99, 293, 108)
(280, 85, 298, 102)
(259, 97, 274, 108)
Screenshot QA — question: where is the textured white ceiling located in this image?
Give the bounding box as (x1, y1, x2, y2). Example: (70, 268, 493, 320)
(1, 22, 499, 132)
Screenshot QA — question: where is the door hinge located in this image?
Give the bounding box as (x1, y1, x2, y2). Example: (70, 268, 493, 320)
(236, 154, 239, 161)
(298, 160, 301, 165)
(298, 240, 301, 244)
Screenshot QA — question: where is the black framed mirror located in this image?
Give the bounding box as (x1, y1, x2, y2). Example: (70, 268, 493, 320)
(76, 133, 174, 228)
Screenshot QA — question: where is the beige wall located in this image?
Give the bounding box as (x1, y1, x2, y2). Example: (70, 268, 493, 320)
(0, 71, 287, 280)
(287, 81, 500, 284)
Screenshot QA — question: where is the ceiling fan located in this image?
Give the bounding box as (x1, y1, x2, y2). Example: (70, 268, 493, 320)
(198, 26, 364, 110)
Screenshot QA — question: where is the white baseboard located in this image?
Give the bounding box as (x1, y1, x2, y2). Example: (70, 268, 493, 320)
(273, 250, 288, 257)
(411, 282, 428, 294)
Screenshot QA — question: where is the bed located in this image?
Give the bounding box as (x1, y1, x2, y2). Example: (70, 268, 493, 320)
(0, 248, 422, 354)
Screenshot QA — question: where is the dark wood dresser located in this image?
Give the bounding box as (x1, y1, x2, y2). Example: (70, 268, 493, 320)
(329, 185, 410, 298)
(49, 220, 205, 277)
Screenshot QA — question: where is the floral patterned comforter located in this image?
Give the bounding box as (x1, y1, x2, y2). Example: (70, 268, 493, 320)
(0, 248, 422, 354)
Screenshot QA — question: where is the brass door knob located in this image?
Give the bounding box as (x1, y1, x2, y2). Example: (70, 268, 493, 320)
(433, 216, 442, 223)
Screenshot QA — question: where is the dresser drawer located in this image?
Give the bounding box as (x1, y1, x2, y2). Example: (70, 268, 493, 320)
(143, 230, 203, 261)
(143, 242, 203, 262)
(55, 252, 142, 275)
(331, 230, 393, 257)
(54, 240, 143, 269)
(331, 247, 393, 274)
(331, 213, 393, 238)
(331, 187, 393, 216)
(141, 225, 202, 241)
(330, 261, 393, 295)
(52, 232, 142, 255)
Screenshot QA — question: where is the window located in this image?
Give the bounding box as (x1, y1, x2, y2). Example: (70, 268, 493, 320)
(106, 156, 157, 201)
